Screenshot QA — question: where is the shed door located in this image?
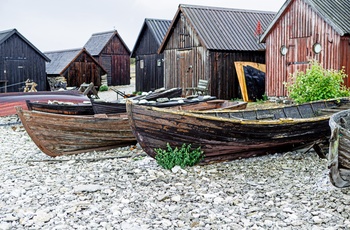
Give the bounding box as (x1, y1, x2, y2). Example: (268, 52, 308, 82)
(177, 50, 193, 93)
(287, 38, 310, 76)
(101, 56, 112, 85)
(3, 59, 28, 92)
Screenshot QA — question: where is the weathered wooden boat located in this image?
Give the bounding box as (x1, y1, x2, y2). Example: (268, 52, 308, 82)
(328, 109, 350, 188)
(0, 90, 88, 116)
(16, 107, 136, 157)
(90, 96, 219, 114)
(144, 87, 182, 100)
(127, 98, 350, 164)
(26, 100, 94, 115)
(169, 99, 247, 111)
(90, 99, 128, 114)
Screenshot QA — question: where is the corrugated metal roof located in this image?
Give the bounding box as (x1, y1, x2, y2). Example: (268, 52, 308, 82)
(160, 5, 276, 52)
(0, 28, 50, 62)
(44, 48, 82, 74)
(0, 29, 14, 44)
(309, 0, 350, 35)
(84, 30, 130, 56)
(131, 18, 171, 57)
(261, 0, 350, 42)
(145, 18, 172, 45)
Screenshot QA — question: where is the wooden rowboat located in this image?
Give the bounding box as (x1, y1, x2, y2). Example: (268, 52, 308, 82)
(127, 98, 350, 164)
(328, 109, 350, 188)
(0, 90, 88, 116)
(26, 100, 94, 115)
(16, 107, 136, 157)
(90, 99, 128, 114)
(90, 96, 218, 114)
(143, 87, 183, 100)
(171, 99, 247, 111)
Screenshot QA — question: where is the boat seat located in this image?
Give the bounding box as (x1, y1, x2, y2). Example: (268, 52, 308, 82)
(186, 79, 209, 95)
(257, 114, 275, 120)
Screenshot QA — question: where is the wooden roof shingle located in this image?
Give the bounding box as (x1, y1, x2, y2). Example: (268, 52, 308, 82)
(159, 4, 276, 52)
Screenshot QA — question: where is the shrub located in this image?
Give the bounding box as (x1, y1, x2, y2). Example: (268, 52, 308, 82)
(154, 143, 204, 170)
(132, 91, 142, 95)
(99, 85, 108, 92)
(284, 60, 350, 103)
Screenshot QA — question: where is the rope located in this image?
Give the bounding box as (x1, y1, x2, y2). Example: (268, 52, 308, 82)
(0, 81, 26, 89)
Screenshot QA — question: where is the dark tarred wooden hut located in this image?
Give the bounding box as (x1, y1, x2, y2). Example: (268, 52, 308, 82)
(0, 28, 50, 93)
(45, 48, 107, 89)
(260, 0, 350, 97)
(131, 18, 171, 92)
(84, 30, 130, 86)
(158, 4, 275, 100)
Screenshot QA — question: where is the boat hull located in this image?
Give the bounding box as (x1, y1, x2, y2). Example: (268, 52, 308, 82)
(16, 107, 136, 157)
(26, 100, 94, 115)
(0, 91, 88, 116)
(127, 98, 350, 164)
(328, 109, 350, 188)
(91, 99, 127, 114)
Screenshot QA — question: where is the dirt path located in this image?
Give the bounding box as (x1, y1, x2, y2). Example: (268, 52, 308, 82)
(98, 77, 136, 101)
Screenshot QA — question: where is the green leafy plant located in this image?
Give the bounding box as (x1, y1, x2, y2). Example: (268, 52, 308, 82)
(284, 60, 350, 103)
(132, 156, 145, 161)
(132, 91, 142, 95)
(154, 143, 204, 170)
(99, 85, 108, 92)
(256, 94, 268, 103)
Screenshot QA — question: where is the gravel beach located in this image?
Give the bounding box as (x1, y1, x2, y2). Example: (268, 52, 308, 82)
(1, 115, 350, 230)
(1, 79, 350, 229)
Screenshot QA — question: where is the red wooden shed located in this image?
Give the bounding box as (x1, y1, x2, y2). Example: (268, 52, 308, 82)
(260, 0, 350, 97)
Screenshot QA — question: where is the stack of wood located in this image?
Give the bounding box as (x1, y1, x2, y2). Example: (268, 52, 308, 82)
(23, 79, 37, 92)
(47, 76, 67, 91)
(101, 74, 108, 86)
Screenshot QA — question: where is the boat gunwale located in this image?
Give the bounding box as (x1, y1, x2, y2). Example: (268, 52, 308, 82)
(127, 97, 350, 125)
(329, 109, 350, 135)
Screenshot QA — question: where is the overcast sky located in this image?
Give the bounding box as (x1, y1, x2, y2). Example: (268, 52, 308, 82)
(1, 0, 285, 53)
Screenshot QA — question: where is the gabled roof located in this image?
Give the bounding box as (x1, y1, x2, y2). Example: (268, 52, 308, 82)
(159, 4, 276, 52)
(84, 30, 130, 56)
(260, 0, 350, 42)
(44, 48, 106, 75)
(0, 28, 50, 62)
(131, 18, 172, 57)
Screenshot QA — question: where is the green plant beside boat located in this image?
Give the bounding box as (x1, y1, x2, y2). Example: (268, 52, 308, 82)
(154, 143, 204, 170)
(284, 60, 350, 103)
(99, 85, 108, 92)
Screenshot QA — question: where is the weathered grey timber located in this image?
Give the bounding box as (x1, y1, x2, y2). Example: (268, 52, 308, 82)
(329, 109, 350, 188)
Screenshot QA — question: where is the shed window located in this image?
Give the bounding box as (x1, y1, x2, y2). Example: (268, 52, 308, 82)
(157, 59, 162, 67)
(140, 60, 144, 69)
